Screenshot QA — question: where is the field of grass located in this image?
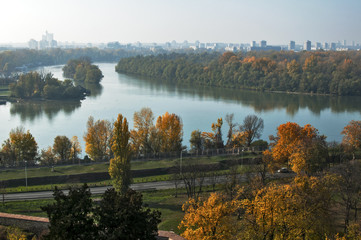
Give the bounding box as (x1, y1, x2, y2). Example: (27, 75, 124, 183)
(0, 85, 10, 97)
(0, 153, 258, 181)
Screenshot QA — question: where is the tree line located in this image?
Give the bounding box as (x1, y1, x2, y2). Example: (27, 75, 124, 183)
(115, 51, 361, 96)
(0, 108, 359, 169)
(0, 47, 148, 80)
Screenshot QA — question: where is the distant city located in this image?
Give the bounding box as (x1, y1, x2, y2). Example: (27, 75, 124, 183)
(1, 31, 360, 52)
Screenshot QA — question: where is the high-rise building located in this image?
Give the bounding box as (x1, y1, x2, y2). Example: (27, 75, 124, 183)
(289, 41, 295, 50)
(330, 42, 336, 50)
(251, 41, 256, 47)
(260, 40, 267, 48)
(343, 40, 347, 47)
(323, 42, 329, 50)
(304, 40, 311, 51)
(315, 42, 322, 50)
(28, 39, 38, 49)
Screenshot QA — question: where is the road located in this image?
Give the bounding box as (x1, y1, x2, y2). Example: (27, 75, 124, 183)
(2, 173, 292, 202)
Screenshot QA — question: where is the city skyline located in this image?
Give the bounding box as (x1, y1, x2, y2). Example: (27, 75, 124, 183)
(1, 0, 361, 45)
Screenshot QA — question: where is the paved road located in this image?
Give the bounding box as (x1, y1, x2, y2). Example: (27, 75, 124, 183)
(2, 173, 292, 202)
(2, 180, 180, 202)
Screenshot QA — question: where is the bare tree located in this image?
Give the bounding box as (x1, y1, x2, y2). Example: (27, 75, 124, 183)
(240, 115, 264, 147)
(180, 159, 207, 199)
(225, 113, 237, 148)
(333, 160, 361, 232)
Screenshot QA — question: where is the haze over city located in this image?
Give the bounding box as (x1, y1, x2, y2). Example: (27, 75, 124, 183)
(1, 0, 361, 45)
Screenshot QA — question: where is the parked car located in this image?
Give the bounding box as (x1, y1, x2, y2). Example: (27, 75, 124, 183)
(277, 167, 289, 173)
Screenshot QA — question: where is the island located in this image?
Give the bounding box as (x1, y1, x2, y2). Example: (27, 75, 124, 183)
(63, 58, 103, 84)
(9, 72, 88, 100)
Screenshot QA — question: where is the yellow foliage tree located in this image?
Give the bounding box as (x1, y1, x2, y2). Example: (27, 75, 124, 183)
(70, 136, 82, 164)
(179, 192, 237, 240)
(130, 107, 155, 155)
(83, 116, 112, 161)
(238, 175, 334, 239)
(155, 112, 183, 153)
(1, 127, 38, 166)
(109, 114, 132, 194)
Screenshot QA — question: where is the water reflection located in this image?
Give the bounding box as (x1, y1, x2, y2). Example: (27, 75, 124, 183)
(119, 74, 361, 116)
(10, 100, 81, 122)
(73, 81, 103, 99)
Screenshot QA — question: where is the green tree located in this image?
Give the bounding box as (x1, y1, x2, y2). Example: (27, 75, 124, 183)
(96, 188, 161, 240)
(109, 114, 132, 194)
(41, 184, 97, 240)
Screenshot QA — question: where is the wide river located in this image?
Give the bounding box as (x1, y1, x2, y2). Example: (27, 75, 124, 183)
(1, 63, 361, 155)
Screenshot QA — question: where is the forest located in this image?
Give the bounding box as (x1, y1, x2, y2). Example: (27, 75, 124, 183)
(115, 51, 361, 96)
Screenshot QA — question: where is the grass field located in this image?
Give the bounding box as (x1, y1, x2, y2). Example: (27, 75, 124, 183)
(0, 153, 257, 181)
(0, 85, 10, 97)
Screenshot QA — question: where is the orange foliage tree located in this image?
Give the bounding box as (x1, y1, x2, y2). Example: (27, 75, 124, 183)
(341, 120, 361, 159)
(266, 122, 328, 174)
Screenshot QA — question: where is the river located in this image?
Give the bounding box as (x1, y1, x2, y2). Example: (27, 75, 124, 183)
(0, 63, 360, 154)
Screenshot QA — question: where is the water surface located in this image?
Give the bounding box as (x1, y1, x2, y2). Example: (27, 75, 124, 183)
(1, 63, 360, 154)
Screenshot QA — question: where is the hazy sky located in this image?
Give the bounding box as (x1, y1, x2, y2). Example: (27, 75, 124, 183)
(1, 0, 361, 45)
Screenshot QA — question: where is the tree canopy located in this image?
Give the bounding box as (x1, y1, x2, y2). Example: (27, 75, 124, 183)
(9, 72, 87, 100)
(63, 58, 103, 84)
(116, 51, 361, 96)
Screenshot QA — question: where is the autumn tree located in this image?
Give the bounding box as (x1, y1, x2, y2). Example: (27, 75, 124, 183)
(240, 114, 264, 147)
(84, 116, 112, 161)
(179, 193, 237, 240)
(1, 127, 38, 166)
(201, 118, 224, 149)
(341, 120, 361, 160)
(53, 136, 72, 163)
(70, 136, 82, 164)
(238, 175, 335, 239)
(40, 146, 55, 166)
(155, 112, 183, 153)
(109, 114, 132, 194)
(189, 130, 204, 153)
(267, 122, 328, 174)
(130, 107, 155, 155)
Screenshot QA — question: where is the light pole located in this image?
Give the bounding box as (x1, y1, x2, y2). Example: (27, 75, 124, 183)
(24, 160, 28, 187)
(180, 151, 183, 175)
